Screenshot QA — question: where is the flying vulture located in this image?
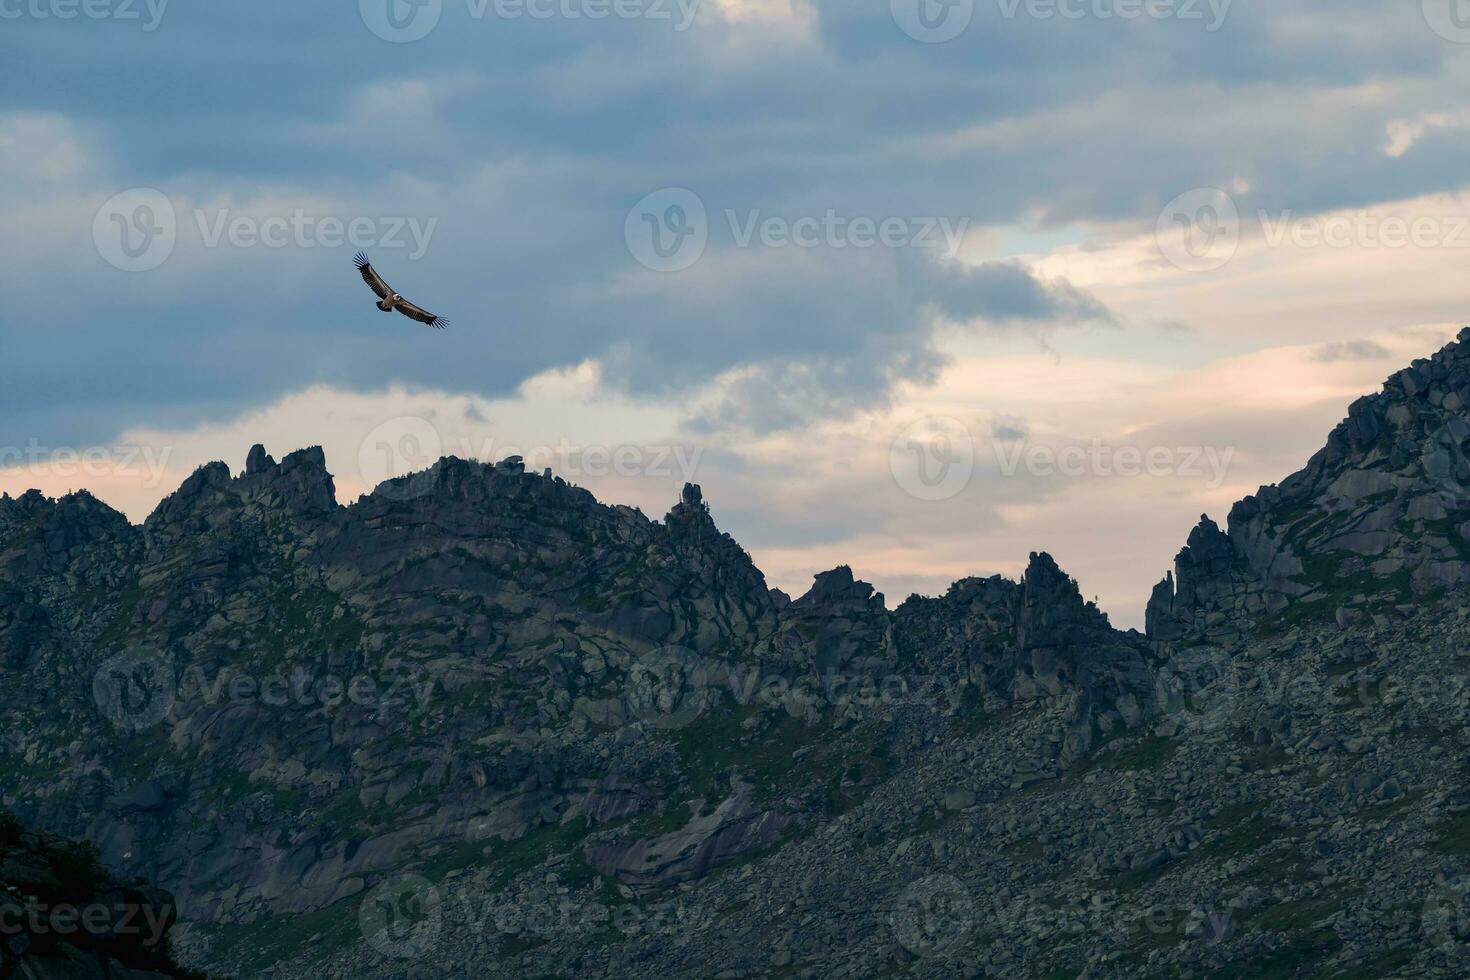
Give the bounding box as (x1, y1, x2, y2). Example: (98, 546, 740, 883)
(353, 251, 448, 330)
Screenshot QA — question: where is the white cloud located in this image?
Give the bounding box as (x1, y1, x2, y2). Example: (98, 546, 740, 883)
(1384, 110, 1470, 158)
(0, 112, 91, 187)
(707, 0, 816, 30)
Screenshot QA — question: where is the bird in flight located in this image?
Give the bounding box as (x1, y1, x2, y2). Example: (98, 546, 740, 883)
(353, 252, 448, 330)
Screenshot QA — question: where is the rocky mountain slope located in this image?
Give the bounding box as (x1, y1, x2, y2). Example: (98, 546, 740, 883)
(6, 330, 1470, 977)
(1148, 328, 1470, 644)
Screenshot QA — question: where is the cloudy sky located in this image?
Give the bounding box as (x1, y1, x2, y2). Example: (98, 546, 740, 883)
(5, 0, 1470, 627)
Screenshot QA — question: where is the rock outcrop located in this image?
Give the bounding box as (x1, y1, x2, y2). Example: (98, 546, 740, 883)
(585, 781, 792, 893)
(1149, 326, 1470, 644)
(895, 552, 1154, 761)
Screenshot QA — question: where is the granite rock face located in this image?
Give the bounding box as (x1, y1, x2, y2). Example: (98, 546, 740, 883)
(895, 552, 1155, 761)
(1148, 326, 1470, 646)
(584, 781, 793, 893)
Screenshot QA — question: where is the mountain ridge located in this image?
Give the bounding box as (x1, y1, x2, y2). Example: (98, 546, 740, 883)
(6, 329, 1470, 977)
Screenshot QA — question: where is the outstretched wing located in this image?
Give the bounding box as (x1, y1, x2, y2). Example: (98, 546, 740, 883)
(353, 251, 391, 300)
(394, 299, 448, 330)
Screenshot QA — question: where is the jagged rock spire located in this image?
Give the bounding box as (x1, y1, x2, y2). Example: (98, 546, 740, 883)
(244, 443, 275, 475)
